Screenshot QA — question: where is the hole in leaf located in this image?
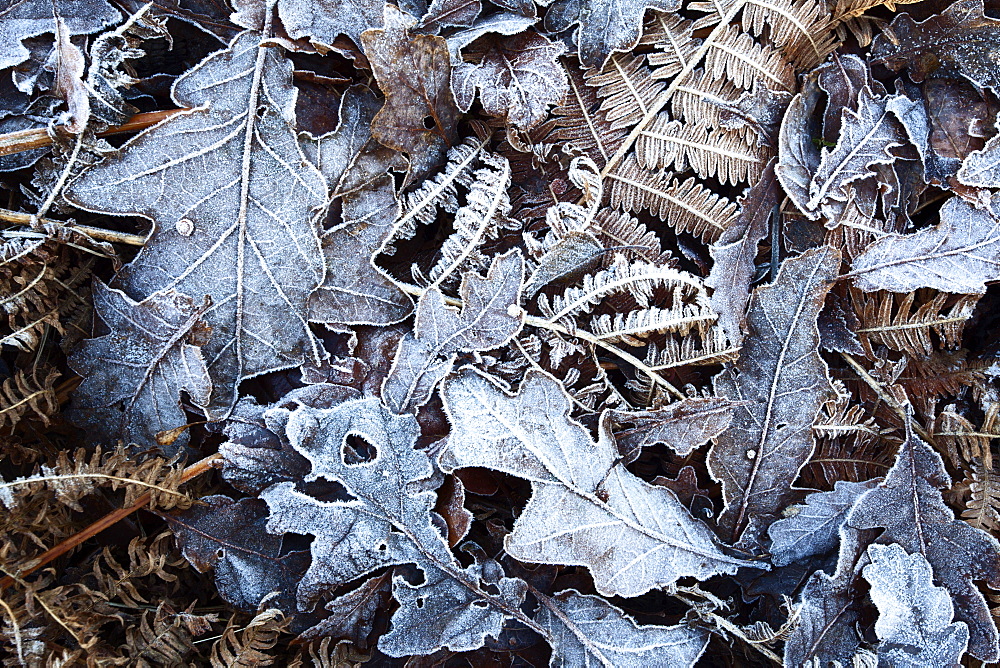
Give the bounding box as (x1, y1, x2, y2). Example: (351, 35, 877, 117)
(343, 433, 377, 464)
(472, 600, 488, 609)
(422, 115, 436, 129)
(416, 597, 425, 609)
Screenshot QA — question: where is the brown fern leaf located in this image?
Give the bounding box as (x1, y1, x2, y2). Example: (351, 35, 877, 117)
(0, 446, 190, 513)
(641, 12, 700, 80)
(935, 403, 1000, 472)
(608, 156, 740, 242)
(636, 117, 767, 185)
(0, 368, 60, 431)
(961, 461, 1000, 534)
(830, 0, 923, 46)
(899, 352, 987, 418)
(124, 602, 197, 667)
(588, 53, 667, 132)
(210, 609, 289, 668)
(704, 24, 797, 92)
(588, 209, 674, 264)
(669, 68, 746, 130)
(643, 326, 741, 371)
(853, 289, 976, 358)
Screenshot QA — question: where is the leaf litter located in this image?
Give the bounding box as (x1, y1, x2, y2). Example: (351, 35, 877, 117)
(2, 0, 1000, 665)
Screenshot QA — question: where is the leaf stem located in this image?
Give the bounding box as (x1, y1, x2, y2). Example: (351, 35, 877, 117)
(0, 207, 147, 245)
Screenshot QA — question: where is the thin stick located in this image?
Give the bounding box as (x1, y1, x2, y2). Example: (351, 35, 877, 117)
(0, 207, 147, 246)
(0, 109, 185, 159)
(0, 453, 221, 592)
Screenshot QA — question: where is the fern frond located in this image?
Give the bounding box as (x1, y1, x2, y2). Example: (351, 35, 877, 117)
(830, 0, 922, 46)
(427, 152, 512, 288)
(689, 0, 837, 69)
(854, 290, 976, 358)
(538, 255, 707, 325)
(540, 64, 627, 169)
(210, 609, 289, 667)
(934, 403, 1000, 471)
(588, 209, 673, 264)
(961, 461, 1000, 535)
(636, 116, 766, 185)
(383, 136, 488, 253)
(608, 156, 740, 241)
(591, 304, 717, 345)
(0, 446, 190, 512)
(670, 68, 744, 129)
(124, 603, 196, 666)
(705, 24, 796, 92)
(641, 12, 700, 80)
(813, 381, 880, 443)
(644, 326, 740, 370)
(588, 54, 667, 131)
(0, 368, 59, 430)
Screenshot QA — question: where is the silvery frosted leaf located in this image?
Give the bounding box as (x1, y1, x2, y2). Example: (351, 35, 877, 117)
(231, 0, 383, 48)
(543, 0, 681, 67)
(959, 125, 1000, 189)
(382, 250, 524, 414)
(709, 246, 839, 546)
(381, 560, 527, 656)
(0, 0, 120, 70)
(847, 424, 1000, 661)
(417, 0, 481, 30)
(851, 196, 1000, 295)
(536, 589, 709, 667)
(68, 282, 212, 454)
(451, 30, 568, 131)
(864, 543, 969, 667)
(706, 160, 778, 345)
(523, 232, 605, 299)
(606, 397, 735, 464)
(776, 82, 822, 218)
(257, 397, 526, 654)
(65, 31, 328, 419)
(440, 368, 755, 598)
(806, 87, 908, 221)
(169, 495, 309, 614)
(297, 573, 392, 647)
(767, 479, 877, 567)
(887, 87, 962, 187)
(308, 176, 413, 326)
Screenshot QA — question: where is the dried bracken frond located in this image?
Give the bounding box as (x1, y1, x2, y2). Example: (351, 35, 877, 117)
(854, 289, 977, 358)
(0, 367, 59, 430)
(0, 446, 190, 513)
(608, 156, 741, 241)
(636, 117, 767, 186)
(209, 608, 289, 667)
(123, 602, 197, 667)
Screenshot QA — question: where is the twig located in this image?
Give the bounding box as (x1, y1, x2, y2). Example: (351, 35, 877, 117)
(0, 109, 186, 159)
(0, 453, 221, 592)
(0, 207, 147, 246)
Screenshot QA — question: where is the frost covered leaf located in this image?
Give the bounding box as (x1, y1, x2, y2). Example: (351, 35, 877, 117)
(440, 368, 754, 598)
(606, 397, 735, 463)
(887, 88, 963, 187)
(767, 480, 877, 567)
(958, 127, 1000, 189)
(258, 397, 527, 654)
(706, 159, 778, 345)
(709, 246, 839, 545)
(0, 0, 120, 70)
(805, 87, 907, 220)
(308, 176, 413, 326)
(847, 424, 1000, 661)
(544, 0, 681, 67)
(362, 5, 460, 183)
(872, 0, 1000, 92)
(851, 196, 1000, 295)
(68, 282, 211, 454)
(784, 525, 869, 666)
(417, 0, 481, 30)
(535, 589, 709, 667)
(776, 83, 822, 217)
(863, 543, 969, 667)
(452, 30, 568, 131)
(297, 573, 391, 647)
(170, 495, 309, 614)
(65, 31, 328, 419)
(382, 250, 524, 414)
(231, 0, 382, 47)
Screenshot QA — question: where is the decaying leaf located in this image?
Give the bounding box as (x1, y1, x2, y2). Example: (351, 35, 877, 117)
(606, 397, 735, 463)
(66, 31, 328, 419)
(872, 0, 1000, 92)
(544, 0, 681, 67)
(0, 0, 120, 70)
(68, 282, 212, 453)
(864, 543, 970, 666)
(440, 368, 755, 598)
(362, 5, 460, 182)
(851, 196, 1000, 295)
(709, 246, 839, 545)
